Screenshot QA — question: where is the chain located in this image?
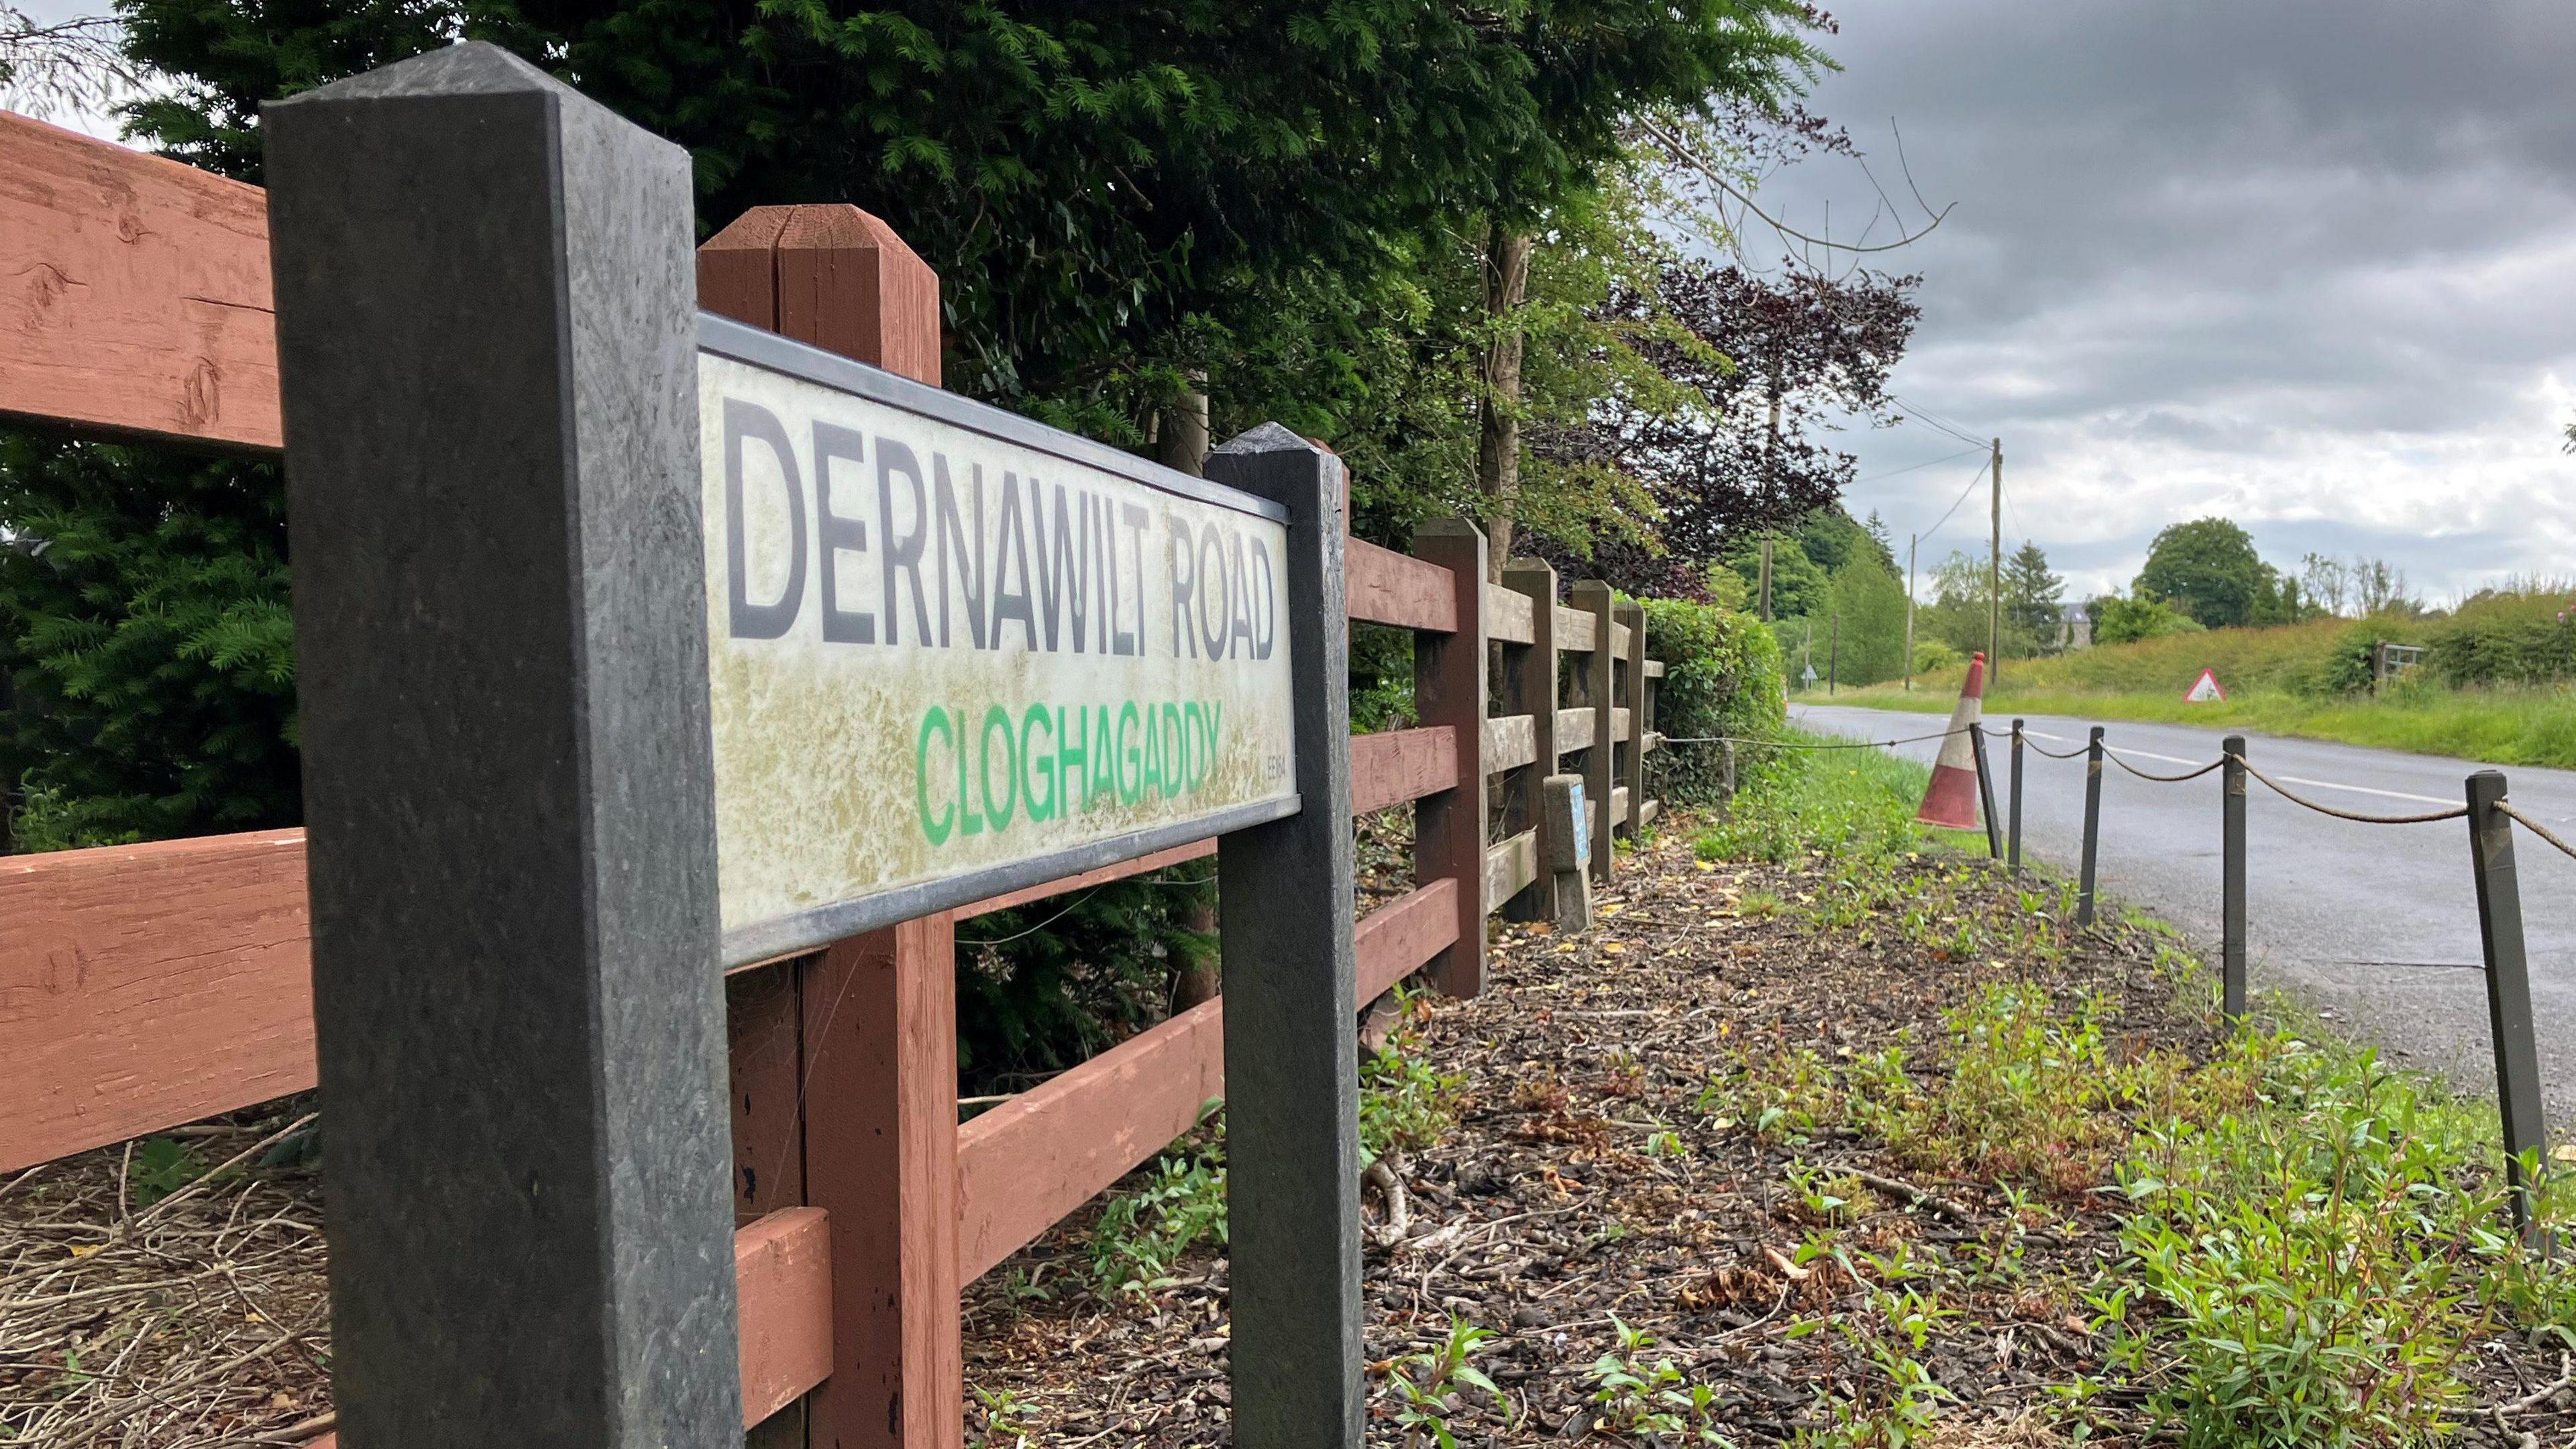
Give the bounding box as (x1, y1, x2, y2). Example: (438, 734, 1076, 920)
(2102, 747, 2226, 784)
(2239, 759, 2468, 825)
(2021, 739, 2092, 760)
(2496, 800, 2576, 861)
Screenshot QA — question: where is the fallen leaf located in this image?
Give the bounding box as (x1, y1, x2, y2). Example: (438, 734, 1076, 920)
(67, 1244, 100, 1258)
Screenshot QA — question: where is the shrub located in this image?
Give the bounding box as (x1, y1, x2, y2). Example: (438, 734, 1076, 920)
(1638, 594, 1786, 804)
(2092, 593, 2205, 646)
(2420, 586, 2576, 689)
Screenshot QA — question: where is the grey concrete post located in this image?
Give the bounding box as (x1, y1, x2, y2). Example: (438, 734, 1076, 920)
(2464, 770, 2551, 1246)
(1542, 774, 1594, 932)
(2008, 719, 2025, 877)
(1571, 580, 1616, 881)
(2221, 736, 2249, 1024)
(264, 44, 740, 1447)
(2078, 727, 2105, 926)
(1207, 425, 1362, 1448)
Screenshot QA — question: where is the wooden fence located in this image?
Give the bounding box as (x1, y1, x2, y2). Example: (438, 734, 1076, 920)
(0, 103, 1667, 1446)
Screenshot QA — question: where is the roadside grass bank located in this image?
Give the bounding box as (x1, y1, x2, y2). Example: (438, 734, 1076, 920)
(1803, 682, 2576, 772)
(968, 735, 2575, 1447)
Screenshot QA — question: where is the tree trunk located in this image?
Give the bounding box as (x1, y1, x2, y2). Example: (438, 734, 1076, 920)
(1158, 368, 1211, 478)
(1476, 228, 1534, 581)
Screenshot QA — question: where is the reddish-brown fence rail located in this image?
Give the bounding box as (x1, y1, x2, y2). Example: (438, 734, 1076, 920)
(0, 107, 1670, 1447)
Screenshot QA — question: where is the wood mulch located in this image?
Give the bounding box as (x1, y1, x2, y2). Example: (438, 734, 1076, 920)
(959, 825, 2576, 1448)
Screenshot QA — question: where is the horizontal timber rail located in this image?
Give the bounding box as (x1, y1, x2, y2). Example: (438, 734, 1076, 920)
(0, 104, 1689, 1445)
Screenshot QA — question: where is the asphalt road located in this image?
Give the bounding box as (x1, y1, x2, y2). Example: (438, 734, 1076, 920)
(1790, 701, 2576, 1135)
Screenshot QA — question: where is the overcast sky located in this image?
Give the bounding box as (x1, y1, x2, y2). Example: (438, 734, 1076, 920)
(1758, 0, 2576, 603)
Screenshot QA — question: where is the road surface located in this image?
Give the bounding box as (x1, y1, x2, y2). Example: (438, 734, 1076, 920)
(1791, 702, 2576, 1134)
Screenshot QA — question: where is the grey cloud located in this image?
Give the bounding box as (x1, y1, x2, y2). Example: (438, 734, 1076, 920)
(1781, 0, 2576, 599)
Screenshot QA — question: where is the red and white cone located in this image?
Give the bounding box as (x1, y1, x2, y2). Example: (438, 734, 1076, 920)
(1915, 651, 1988, 829)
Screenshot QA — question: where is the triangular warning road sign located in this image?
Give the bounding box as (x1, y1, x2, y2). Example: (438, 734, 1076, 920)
(2184, 667, 2224, 702)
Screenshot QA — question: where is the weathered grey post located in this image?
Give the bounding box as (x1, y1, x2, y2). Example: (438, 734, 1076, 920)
(1207, 426, 1363, 1447)
(1413, 519, 1489, 996)
(1970, 722, 2002, 860)
(1572, 580, 1617, 881)
(1542, 774, 1594, 932)
(1617, 599, 1648, 833)
(1502, 560, 1561, 921)
(2078, 726, 2105, 926)
(264, 44, 741, 1446)
(2221, 735, 2249, 1023)
(2463, 770, 2550, 1245)
(2008, 718, 2025, 876)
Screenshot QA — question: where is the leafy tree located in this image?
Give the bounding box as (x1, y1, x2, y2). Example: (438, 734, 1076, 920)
(4, 0, 1828, 849)
(1822, 553, 1907, 686)
(1723, 532, 1826, 622)
(2133, 517, 2274, 629)
(2001, 541, 2063, 652)
(1594, 264, 1919, 577)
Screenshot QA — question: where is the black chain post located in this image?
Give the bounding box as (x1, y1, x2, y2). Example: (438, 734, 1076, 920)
(1970, 722, 2003, 861)
(2221, 735, 2247, 1024)
(2464, 770, 2551, 1248)
(2008, 718, 2025, 877)
(2077, 727, 2104, 927)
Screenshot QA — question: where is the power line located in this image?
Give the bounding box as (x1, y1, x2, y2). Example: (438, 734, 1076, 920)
(1853, 447, 1982, 484)
(1886, 391, 1988, 448)
(1918, 457, 1988, 547)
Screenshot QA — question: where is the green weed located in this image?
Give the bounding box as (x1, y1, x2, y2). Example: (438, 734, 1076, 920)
(1385, 1313, 1509, 1448)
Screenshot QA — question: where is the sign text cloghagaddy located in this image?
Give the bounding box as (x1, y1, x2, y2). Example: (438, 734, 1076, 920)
(698, 321, 1299, 964)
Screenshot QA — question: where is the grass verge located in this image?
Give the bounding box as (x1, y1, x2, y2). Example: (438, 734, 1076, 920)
(1807, 682, 2576, 771)
(1707, 736, 2576, 1446)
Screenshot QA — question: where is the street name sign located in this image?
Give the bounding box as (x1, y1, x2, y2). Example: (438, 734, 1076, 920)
(699, 317, 1300, 964)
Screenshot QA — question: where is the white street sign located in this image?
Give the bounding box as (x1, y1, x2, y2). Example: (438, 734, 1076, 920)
(699, 321, 1298, 963)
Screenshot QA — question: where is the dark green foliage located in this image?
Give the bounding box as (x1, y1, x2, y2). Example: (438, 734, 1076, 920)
(2093, 593, 2205, 647)
(0, 435, 297, 849)
(1722, 530, 1826, 620)
(954, 867, 1216, 1093)
(2133, 518, 2275, 631)
(2419, 589, 2576, 689)
(1821, 554, 1908, 686)
(2001, 540, 2062, 647)
(1638, 594, 1784, 804)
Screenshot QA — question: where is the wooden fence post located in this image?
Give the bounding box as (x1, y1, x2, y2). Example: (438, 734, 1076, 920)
(1208, 425, 1364, 1448)
(698, 203, 959, 1449)
(1501, 561, 1560, 921)
(1572, 580, 1616, 882)
(1617, 599, 1647, 835)
(264, 44, 743, 1444)
(1413, 520, 1489, 996)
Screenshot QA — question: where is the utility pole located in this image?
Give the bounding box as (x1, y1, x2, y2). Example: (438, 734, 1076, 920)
(1902, 533, 1918, 692)
(1988, 436, 2002, 686)
(1758, 393, 1783, 621)
(1827, 613, 1839, 696)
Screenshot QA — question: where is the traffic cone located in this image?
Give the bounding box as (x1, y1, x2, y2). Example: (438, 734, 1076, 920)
(1915, 651, 1987, 829)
